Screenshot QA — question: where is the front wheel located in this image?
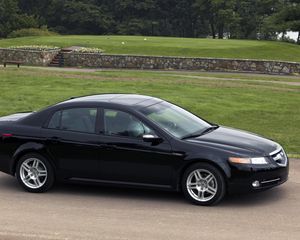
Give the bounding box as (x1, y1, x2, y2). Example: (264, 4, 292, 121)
(182, 163, 226, 206)
(16, 153, 55, 193)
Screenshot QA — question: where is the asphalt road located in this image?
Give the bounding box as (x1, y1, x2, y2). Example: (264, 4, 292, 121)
(0, 160, 299, 240)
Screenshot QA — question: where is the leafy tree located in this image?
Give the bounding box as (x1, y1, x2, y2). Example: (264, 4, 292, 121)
(0, 0, 298, 43)
(0, 0, 37, 38)
(46, 0, 113, 34)
(195, 0, 238, 39)
(265, 0, 300, 43)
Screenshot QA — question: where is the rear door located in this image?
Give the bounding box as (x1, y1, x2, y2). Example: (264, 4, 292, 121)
(42, 107, 101, 178)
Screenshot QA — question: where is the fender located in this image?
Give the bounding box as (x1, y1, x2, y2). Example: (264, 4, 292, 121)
(172, 149, 232, 191)
(183, 153, 231, 178)
(10, 142, 55, 174)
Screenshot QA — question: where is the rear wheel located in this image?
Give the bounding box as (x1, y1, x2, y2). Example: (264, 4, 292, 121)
(182, 163, 226, 206)
(16, 153, 55, 193)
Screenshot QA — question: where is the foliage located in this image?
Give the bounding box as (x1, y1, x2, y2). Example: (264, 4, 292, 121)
(194, 0, 238, 39)
(7, 27, 58, 38)
(1, 0, 299, 42)
(263, 0, 300, 43)
(0, 0, 38, 38)
(8, 45, 60, 51)
(46, 0, 113, 35)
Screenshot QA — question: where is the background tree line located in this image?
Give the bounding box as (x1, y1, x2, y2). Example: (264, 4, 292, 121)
(0, 0, 299, 43)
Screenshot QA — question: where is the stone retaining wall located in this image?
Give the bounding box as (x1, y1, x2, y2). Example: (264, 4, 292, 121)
(63, 52, 300, 75)
(1, 48, 299, 74)
(0, 48, 60, 66)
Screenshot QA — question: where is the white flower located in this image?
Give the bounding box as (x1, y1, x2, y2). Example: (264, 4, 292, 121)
(73, 47, 104, 53)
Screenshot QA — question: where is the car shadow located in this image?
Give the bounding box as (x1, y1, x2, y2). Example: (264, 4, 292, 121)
(219, 187, 288, 207)
(54, 181, 186, 204)
(0, 174, 288, 207)
(54, 180, 288, 207)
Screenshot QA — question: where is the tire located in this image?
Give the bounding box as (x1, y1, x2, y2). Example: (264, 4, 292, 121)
(16, 153, 55, 193)
(182, 163, 226, 206)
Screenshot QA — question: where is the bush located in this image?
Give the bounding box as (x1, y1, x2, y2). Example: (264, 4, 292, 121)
(281, 36, 296, 44)
(8, 45, 60, 51)
(7, 28, 58, 38)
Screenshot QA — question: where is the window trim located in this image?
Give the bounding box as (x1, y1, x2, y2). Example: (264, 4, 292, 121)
(44, 106, 99, 135)
(46, 110, 62, 130)
(101, 108, 156, 140)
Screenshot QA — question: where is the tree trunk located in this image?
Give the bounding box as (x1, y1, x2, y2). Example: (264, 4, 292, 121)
(210, 22, 216, 39)
(297, 31, 300, 44)
(151, 22, 154, 36)
(218, 25, 224, 39)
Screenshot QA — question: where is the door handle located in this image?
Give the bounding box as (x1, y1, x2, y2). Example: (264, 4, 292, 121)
(47, 136, 61, 144)
(98, 144, 117, 150)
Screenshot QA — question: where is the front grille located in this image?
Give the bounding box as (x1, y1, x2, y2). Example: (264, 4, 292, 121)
(270, 148, 288, 167)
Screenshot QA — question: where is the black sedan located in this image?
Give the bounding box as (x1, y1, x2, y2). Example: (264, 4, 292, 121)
(0, 94, 289, 205)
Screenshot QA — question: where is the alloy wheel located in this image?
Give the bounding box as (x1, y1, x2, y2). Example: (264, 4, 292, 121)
(186, 169, 218, 202)
(19, 158, 48, 189)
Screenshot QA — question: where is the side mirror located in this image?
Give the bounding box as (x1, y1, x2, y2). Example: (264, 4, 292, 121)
(142, 134, 163, 144)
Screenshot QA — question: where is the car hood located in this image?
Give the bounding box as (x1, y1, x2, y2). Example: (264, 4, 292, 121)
(186, 126, 279, 156)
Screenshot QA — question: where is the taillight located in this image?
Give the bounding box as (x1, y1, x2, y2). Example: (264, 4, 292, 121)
(1, 133, 13, 139)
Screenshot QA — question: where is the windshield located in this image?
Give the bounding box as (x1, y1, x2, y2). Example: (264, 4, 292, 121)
(140, 102, 212, 139)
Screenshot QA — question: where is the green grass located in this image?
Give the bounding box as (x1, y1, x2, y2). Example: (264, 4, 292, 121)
(0, 35, 300, 62)
(0, 66, 299, 155)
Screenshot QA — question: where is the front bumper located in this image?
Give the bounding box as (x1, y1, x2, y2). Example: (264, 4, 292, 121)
(227, 162, 289, 193)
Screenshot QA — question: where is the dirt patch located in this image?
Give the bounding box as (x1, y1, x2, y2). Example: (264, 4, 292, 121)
(169, 74, 300, 86)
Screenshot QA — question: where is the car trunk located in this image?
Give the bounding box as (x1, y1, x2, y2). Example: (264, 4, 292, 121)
(0, 112, 33, 123)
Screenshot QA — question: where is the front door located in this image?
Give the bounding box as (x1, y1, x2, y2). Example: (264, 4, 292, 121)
(97, 109, 177, 187)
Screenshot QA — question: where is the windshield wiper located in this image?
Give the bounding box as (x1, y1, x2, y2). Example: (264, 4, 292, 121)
(181, 125, 219, 140)
(201, 125, 219, 135)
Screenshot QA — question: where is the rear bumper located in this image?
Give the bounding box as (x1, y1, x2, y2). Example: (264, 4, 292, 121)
(227, 162, 289, 193)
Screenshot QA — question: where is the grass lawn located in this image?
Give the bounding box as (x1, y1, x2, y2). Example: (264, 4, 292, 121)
(0, 66, 299, 155)
(0, 35, 300, 62)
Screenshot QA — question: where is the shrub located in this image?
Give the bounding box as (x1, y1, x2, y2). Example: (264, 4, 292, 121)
(281, 36, 297, 44)
(7, 28, 58, 38)
(8, 45, 60, 51)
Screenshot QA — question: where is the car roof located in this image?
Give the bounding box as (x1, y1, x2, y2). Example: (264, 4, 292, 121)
(60, 94, 163, 109)
(19, 94, 165, 127)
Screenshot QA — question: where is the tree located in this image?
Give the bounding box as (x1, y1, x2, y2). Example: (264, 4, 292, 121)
(0, 0, 296, 42)
(0, 0, 37, 38)
(195, 0, 238, 39)
(46, 0, 113, 34)
(263, 0, 300, 43)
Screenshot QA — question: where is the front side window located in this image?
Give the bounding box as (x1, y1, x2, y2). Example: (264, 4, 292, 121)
(104, 109, 154, 138)
(48, 108, 97, 134)
(140, 102, 211, 139)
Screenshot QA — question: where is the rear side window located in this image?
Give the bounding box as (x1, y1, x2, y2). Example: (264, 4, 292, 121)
(48, 111, 61, 129)
(47, 108, 97, 134)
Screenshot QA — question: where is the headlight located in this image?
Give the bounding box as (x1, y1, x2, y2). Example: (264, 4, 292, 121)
(229, 157, 268, 165)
